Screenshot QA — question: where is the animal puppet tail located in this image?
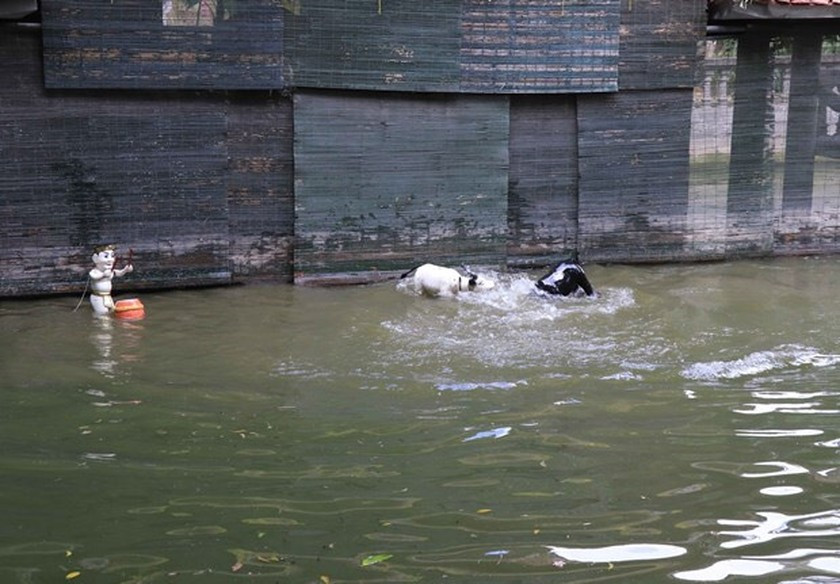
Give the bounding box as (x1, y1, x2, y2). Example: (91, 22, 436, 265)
(460, 265, 477, 278)
(400, 265, 421, 279)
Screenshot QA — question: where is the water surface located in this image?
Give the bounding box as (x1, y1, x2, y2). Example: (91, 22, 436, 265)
(2, 258, 840, 583)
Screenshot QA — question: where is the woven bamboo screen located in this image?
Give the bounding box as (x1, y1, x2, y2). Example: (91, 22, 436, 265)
(41, 0, 285, 89)
(293, 92, 509, 283)
(42, 0, 621, 94)
(577, 90, 694, 262)
(619, 0, 706, 89)
(688, 33, 840, 259)
(1, 27, 297, 295)
(507, 96, 579, 266)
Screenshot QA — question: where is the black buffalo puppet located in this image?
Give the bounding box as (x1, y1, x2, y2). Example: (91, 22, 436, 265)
(535, 259, 595, 297)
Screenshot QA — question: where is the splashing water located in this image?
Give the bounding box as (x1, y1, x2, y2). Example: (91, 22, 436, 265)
(681, 345, 840, 382)
(388, 271, 637, 375)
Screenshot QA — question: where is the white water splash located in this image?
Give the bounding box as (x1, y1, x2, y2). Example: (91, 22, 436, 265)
(435, 380, 526, 392)
(386, 273, 636, 371)
(681, 345, 840, 381)
(463, 427, 512, 442)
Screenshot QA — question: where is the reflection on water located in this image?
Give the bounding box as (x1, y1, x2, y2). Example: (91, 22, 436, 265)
(718, 510, 840, 550)
(2, 258, 840, 582)
(89, 316, 145, 379)
(547, 543, 688, 563)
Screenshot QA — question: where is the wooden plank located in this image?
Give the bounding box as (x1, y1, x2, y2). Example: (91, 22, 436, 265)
(1, 108, 231, 293)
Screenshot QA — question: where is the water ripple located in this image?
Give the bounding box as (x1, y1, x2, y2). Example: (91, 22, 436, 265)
(675, 549, 840, 582)
(675, 558, 786, 581)
(739, 461, 810, 478)
(718, 509, 840, 550)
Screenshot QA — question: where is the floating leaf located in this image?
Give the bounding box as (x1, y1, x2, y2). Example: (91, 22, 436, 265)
(320, 576, 331, 584)
(361, 553, 393, 567)
(66, 572, 81, 580)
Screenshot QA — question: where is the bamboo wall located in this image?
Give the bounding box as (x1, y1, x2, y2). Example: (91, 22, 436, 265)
(293, 92, 509, 283)
(41, 0, 285, 89)
(1, 27, 294, 296)
(1, 1, 839, 296)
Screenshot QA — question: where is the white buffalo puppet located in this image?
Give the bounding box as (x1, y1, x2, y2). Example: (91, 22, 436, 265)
(401, 263, 495, 298)
(535, 258, 596, 297)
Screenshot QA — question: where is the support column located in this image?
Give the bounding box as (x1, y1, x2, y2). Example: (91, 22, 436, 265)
(727, 31, 775, 254)
(782, 32, 823, 212)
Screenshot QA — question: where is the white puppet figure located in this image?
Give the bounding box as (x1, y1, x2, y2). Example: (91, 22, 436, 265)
(400, 263, 495, 298)
(88, 244, 134, 315)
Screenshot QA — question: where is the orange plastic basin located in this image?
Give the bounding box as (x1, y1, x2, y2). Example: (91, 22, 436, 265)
(114, 298, 145, 320)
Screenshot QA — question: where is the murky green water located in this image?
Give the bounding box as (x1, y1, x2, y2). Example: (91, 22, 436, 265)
(2, 258, 840, 583)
